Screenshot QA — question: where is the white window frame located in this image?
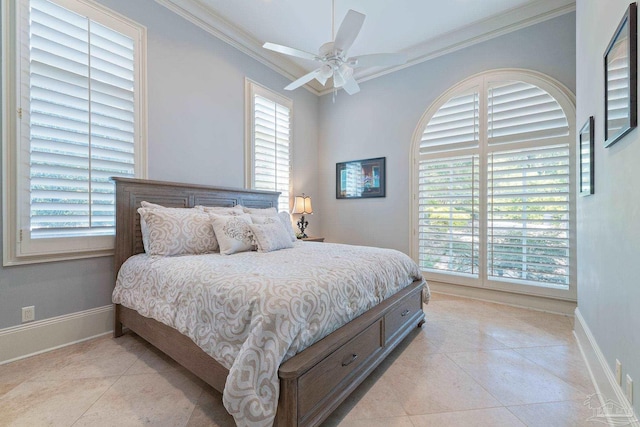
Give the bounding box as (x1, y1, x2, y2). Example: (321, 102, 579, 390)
(2, 0, 147, 265)
(244, 78, 293, 212)
(411, 69, 577, 301)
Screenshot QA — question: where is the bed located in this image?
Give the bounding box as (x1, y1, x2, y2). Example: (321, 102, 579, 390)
(112, 177, 427, 427)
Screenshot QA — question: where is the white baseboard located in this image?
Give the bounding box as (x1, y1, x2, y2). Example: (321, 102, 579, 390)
(428, 281, 577, 315)
(0, 305, 114, 365)
(574, 308, 639, 427)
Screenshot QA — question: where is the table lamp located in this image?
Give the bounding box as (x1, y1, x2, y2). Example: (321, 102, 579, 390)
(291, 194, 313, 238)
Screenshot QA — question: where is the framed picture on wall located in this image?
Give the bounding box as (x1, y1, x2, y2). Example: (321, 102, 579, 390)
(579, 116, 595, 196)
(604, 2, 637, 147)
(336, 157, 386, 199)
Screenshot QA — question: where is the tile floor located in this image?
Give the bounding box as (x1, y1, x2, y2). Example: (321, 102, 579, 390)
(0, 293, 598, 426)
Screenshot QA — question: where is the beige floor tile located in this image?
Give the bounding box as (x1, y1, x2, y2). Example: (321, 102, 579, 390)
(186, 386, 236, 427)
(413, 318, 508, 354)
(0, 343, 84, 396)
(339, 374, 407, 420)
(384, 353, 501, 415)
(125, 345, 182, 375)
(75, 333, 150, 357)
(74, 370, 203, 427)
(409, 407, 527, 427)
(507, 399, 597, 427)
(447, 349, 585, 406)
(29, 334, 148, 382)
(30, 349, 140, 382)
(336, 416, 415, 427)
(479, 317, 573, 348)
(0, 377, 116, 426)
(0, 295, 598, 427)
(514, 345, 596, 396)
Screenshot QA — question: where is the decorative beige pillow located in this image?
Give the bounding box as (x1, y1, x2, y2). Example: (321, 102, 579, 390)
(210, 214, 255, 255)
(250, 212, 296, 242)
(140, 201, 168, 209)
(250, 215, 279, 224)
(249, 220, 295, 253)
(243, 206, 278, 216)
(138, 207, 217, 256)
(197, 205, 244, 216)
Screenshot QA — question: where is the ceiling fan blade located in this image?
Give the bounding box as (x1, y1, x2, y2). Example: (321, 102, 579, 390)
(284, 69, 321, 91)
(263, 42, 318, 62)
(342, 76, 360, 95)
(334, 10, 365, 53)
(349, 53, 408, 68)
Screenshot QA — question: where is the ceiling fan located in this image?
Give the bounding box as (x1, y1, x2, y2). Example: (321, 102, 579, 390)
(263, 5, 407, 95)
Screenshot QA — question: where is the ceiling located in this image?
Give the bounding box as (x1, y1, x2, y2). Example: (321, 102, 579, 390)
(156, 0, 575, 94)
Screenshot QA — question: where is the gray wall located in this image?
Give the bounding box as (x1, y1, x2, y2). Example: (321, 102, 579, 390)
(0, 0, 319, 329)
(576, 0, 639, 416)
(317, 13, 576, 254)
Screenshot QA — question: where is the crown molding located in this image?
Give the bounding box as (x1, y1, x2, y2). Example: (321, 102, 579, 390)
(153, 0, 324, 94)
(341, 0, 576, 92)
(155, 0, 575, 97)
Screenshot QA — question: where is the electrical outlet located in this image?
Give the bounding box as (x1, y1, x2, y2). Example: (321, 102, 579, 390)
(616, 359, 622, 385)
(21, 306, 35, 323)
(626, 375, 633, 404)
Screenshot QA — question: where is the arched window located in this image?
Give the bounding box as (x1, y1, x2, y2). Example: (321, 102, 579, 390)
(411, 70, 576, 299)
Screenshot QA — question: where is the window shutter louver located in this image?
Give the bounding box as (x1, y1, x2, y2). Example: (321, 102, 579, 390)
(420, 92, 479, 154)
(487, 145, 570, 287)
(253, 93, 291, 212)
(28, 0, 135, 238)
(418, 155, 480, 276)
(487, 81, 569, 145)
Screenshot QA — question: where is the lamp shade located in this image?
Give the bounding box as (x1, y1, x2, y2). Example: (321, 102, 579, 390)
(291, 194, 313, 215)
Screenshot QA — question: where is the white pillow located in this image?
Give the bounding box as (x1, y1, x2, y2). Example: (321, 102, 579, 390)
(278, 212, 298, 242)
(196, 205, 244, 216)
(210, 214, 255, 255)
(137, 207, 217, 256)
(243, 206, 278, 216)
(249, 220, 295, 253)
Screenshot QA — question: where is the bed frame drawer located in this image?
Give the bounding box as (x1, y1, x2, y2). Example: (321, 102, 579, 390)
(297, 319, 383, 417)
(384, 290, 423, 344)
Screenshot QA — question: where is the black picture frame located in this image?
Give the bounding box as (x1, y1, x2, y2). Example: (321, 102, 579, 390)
(579, 116, 595, 196)
(336, 157, 386, 199)
(604, 2, 637, 147)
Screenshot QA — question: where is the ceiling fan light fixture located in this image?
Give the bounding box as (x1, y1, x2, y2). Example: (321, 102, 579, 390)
(339, 63, 353, 79)
(333, 63, 353, 88)
(317, 64, 333, 85)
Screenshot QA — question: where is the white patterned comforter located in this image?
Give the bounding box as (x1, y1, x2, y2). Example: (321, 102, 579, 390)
(113, 242, 428, 426)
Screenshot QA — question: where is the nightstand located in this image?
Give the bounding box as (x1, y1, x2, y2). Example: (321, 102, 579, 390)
(300, 236, 325, 242)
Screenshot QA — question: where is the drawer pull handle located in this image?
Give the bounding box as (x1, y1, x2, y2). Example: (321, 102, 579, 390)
(342, 354, 358, 367)
(401, 309, 411, 317)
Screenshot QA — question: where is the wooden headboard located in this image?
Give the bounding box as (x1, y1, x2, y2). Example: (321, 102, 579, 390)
(112, 177, 280, 278)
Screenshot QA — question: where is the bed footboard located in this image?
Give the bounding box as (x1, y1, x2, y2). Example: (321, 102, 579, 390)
(276, 278, 424, 426)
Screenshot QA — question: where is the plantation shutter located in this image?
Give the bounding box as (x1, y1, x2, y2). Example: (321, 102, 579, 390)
(487, 81, 569, 144)
(27, 0, 135, 238)
(418, 92, 480, 276)
(253, 93, 291, 212)
(486, 81, 570, 287)
(418, 155, 480, 275)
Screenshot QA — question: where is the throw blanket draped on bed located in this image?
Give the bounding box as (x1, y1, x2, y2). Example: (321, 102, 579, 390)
(113, 242, 427, 426)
